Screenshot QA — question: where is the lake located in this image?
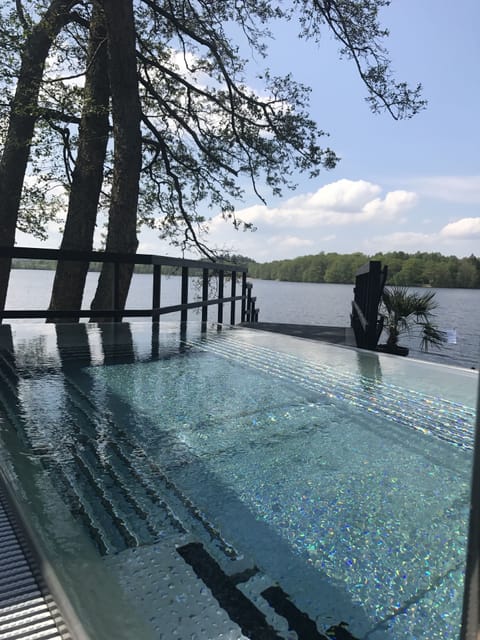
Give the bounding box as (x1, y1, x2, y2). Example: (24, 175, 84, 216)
(5, 269, 480, 369)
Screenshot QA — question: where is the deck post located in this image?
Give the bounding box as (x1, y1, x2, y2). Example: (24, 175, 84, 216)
(230, 271, 236, 325)
(113, 262, 121, 322)
(181, 266, 189, 325)
(217, 272, 224, 325)
(152, 264, 161, 323)
(351, 260, 387, 350)
(246, 283, 252, 321)
(241, 272, 247, 321)
(201, 268, 209, 331)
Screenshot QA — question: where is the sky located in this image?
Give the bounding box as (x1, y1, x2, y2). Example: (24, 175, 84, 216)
(17, 0, 480, 263)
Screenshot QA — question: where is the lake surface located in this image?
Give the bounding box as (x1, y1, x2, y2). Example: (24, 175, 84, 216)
(5, 269, 480, 369)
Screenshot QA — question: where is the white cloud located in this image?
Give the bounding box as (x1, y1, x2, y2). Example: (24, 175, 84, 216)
(364, 231, 437, 253)
(201, 179, 422, 260)
(408, 176, 480, 204)
(364, 221, 480, 257)
(213, 179, 417, 231)
(17, 175, 476, 264)
(303, 179, 381, 211)
(440, 217, 480, 238)
(265, 235, 314, 249)
(362, 190, 417, 221)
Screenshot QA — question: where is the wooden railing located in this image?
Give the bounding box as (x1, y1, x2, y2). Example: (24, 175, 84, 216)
(351, 260, 387, 350)
(0, 246, 259, 326)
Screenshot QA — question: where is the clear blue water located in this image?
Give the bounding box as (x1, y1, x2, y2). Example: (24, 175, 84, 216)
(0, 322, 477, 639)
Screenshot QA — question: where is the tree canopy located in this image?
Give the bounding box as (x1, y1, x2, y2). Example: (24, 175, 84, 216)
(0, 0, 427, 317)
(247, 251, 480, 289)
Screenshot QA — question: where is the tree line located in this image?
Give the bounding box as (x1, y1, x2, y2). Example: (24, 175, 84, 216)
(13, 250, 479, 288)
(247, 252, 480, 289)
(0, 1, 425, 321)
(11, 258, 188, 276)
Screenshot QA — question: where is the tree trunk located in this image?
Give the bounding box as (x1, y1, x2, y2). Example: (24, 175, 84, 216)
(0, 0, 78, 315)
(47, 3, 110, 322)
(90, 0, 141, 322)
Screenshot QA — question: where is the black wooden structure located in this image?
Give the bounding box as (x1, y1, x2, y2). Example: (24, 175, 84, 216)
(0, 246, 258, 326)
(350, 260, 388, 351)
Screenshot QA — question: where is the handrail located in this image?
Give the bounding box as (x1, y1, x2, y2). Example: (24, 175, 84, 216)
(0, 246, 259, 326)
(1, 246, 248, 271)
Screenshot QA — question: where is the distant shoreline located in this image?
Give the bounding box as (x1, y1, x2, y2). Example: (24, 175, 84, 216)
(11, 259, 479, 289)
(12, 260, 159, 275)
(11, 264, 480, 290)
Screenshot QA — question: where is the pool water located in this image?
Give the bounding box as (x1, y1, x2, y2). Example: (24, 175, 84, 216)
(0, 322, 477, 640)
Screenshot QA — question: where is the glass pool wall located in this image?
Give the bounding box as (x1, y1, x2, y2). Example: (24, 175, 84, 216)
(0, 322, 477, 640)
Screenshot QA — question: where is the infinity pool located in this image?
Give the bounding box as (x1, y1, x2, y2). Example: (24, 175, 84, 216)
(0, 323, 477, 639)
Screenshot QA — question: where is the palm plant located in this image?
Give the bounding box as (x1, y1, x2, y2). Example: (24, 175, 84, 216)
(379, 286, 446, 353)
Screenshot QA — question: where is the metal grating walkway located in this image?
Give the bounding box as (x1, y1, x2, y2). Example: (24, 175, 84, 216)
(0, 485, 67, 640)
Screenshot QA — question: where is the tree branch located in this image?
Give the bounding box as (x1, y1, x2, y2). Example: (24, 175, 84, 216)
(309, 0, 426, 119)
(15, 0, 30, 32)
(38, 106, 82, 125)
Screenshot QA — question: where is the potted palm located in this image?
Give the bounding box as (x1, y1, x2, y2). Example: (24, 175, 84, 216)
(377, 286, 446, 356)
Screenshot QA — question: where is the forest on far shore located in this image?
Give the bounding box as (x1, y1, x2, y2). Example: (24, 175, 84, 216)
(246, 251, 480, 288)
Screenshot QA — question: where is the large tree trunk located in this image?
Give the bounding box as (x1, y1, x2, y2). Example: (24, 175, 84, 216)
(90, 0, 141, 322)
(0, 0, 78, 315)
(47, 3, 110, 322)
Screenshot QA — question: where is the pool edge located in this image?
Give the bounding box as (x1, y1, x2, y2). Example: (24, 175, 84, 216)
(0, 466, 91, 640)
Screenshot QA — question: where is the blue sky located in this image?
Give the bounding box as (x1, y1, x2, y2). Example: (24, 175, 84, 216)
(18, 0, 480, 262)
(202, 0, 480, 262)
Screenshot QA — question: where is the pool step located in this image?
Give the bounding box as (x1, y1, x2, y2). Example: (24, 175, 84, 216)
(107, 439, 186, 535)
(0, 351, 20, 385)
(58, 377, 242, 559)
(48, 461, 115, 556)
(0, 363, 25, 438)
(61, 382, 188, 551)
(60, 369, 342, 566)
(72, 449, 141, 549)
(27, 373, 239, 559)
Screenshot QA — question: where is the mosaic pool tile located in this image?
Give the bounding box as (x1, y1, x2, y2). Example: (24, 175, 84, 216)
(0, 323, 476, 639)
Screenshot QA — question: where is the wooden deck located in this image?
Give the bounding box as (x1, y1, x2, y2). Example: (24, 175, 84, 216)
(241, 322, 356, 346)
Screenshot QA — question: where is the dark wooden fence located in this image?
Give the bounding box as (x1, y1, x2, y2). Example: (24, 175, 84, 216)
(350, 260, 387, 350)
(0, 246, 258, 325)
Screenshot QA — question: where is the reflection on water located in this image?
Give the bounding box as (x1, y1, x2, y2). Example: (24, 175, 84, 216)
(356, 350, 383, 389)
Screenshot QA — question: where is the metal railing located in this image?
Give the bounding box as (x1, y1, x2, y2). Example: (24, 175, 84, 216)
(0, 246, 259, 325)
